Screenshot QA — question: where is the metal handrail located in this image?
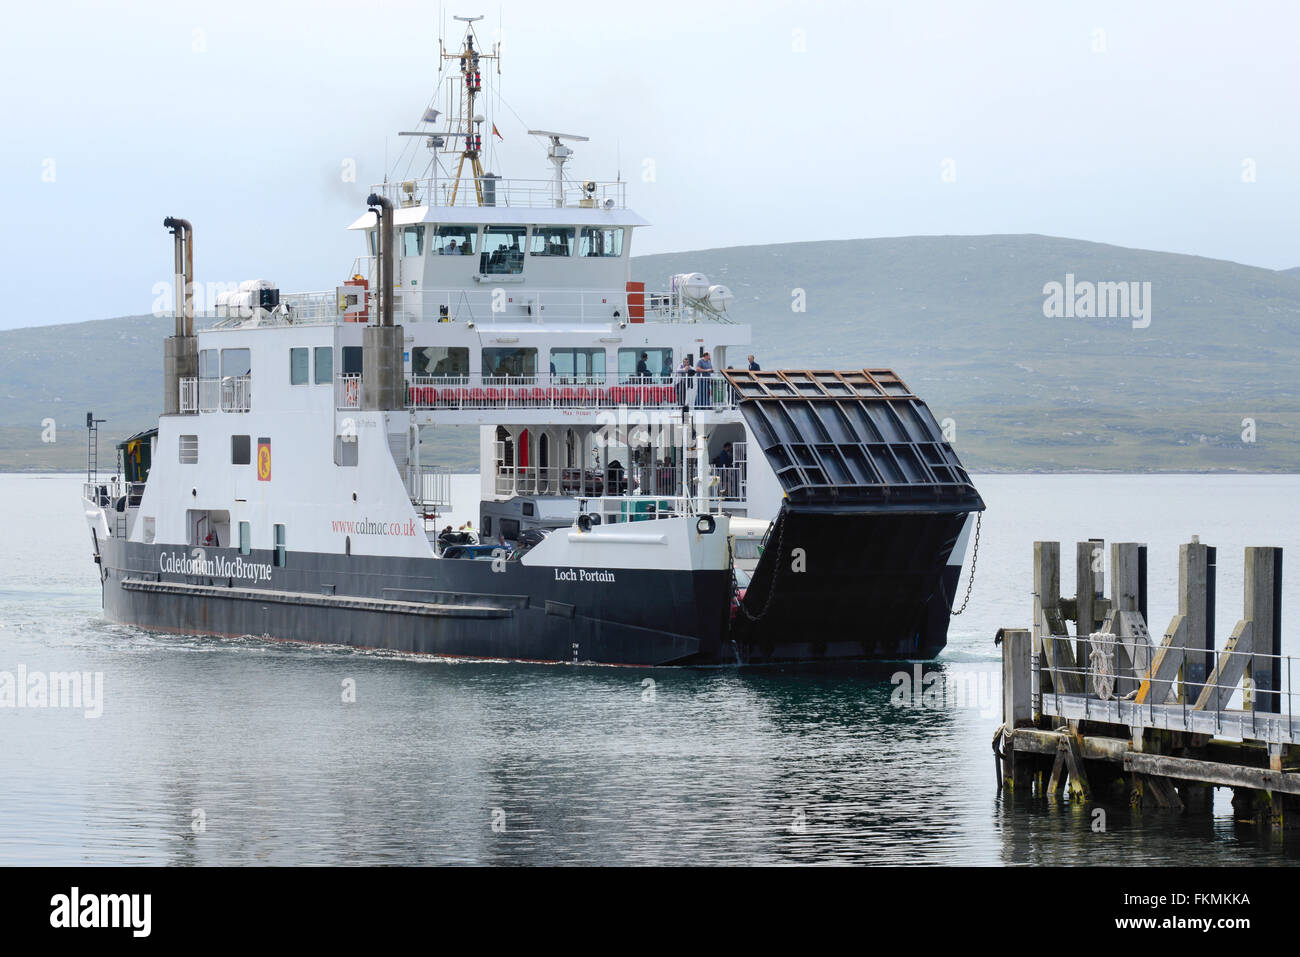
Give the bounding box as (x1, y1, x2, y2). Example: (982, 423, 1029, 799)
(1036, 634, 1296, 731)
(369, 176, 627, 210)
(399, 373, 738, 413)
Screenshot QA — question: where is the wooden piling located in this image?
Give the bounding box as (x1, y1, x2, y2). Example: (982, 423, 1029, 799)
(1001, 538, 1296, 833)
(1245, 547, 1283, 715)
(1179, 541, 1215, 704)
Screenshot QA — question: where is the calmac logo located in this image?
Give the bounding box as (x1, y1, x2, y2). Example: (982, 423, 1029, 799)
(257, 438, 271, 481)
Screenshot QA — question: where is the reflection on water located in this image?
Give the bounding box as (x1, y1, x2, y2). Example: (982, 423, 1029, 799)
(2, 473, 1299, 865)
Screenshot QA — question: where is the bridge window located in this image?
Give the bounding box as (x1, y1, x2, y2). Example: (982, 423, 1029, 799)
(480, 226, 526, 274)
(314, 346, 333, 384)
(435, 225, 477, 256)
(231, 435, 251, 465)
(550, 347, 606, 379)
(530, 226, 574, 257)
(483, 347, 537, 379)
(290, 347, 309, 385)
(402, 225, 424, 257)
(179, 434, 198, 464)
(221, 348, 251, 377)
(414, 346, 469, 377)
(579, 227, 623, 258)
(619, 347, 673, 380)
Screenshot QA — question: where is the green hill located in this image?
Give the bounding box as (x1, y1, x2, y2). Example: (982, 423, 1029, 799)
(3, 234, 1298, 472)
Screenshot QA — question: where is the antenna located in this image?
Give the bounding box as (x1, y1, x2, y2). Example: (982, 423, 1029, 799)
(527, 130, 589, 207)
(436, 14, 500, 206)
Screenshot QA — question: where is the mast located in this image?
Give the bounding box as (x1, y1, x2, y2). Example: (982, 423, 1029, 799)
(438, 15, 500, 207)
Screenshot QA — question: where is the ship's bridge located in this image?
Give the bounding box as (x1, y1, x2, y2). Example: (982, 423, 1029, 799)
(345, 195, 679, 327)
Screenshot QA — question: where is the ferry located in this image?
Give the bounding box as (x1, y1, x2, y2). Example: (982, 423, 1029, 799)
(81, 17, 984, 666)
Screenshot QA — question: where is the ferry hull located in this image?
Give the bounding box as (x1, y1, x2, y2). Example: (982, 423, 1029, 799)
(97, 538, 731, 667)
(93, 523, 968, 667)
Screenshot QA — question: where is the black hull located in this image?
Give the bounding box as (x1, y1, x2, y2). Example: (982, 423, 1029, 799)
(93, 524, 968, 666)
(99, 539, 730, 667)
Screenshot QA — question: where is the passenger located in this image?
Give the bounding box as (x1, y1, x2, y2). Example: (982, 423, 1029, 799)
(713, 442, 735, 497)
(747, 354, 760, 371)
(695, 351, 714, 407)
(636, 352, 650, 379)
(443, 240, 458, 256)
(675, 355, 695, 403)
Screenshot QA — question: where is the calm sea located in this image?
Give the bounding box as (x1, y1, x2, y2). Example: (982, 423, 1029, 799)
(2, 472, 1298, 865)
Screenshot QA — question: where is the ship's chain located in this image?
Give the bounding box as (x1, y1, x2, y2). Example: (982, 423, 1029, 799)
(949, 511, 982, 617)
(737, 509, 787, 623)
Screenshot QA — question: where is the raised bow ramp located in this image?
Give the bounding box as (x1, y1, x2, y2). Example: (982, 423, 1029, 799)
(725, 370, 985, 662)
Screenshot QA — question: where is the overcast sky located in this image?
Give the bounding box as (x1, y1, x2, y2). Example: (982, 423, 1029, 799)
(2, 0, 1297, 329)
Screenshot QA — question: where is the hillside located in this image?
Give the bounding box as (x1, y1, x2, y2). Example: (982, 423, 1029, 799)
(3, 234, 1298, 472)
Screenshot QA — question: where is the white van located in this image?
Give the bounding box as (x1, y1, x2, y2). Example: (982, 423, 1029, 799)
(729, 517, 772, 575)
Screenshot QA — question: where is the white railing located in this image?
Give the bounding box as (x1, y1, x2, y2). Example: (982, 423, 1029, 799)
(336, 373, 361, 409)
(400, 373, 737, 413)
(398, 287, 725, 326)
(180, 376, 251, 413)
(493, 460, 746, 506)
(371, 176, 626, 210)
(179, 377, 200, 413)
(406, 464, 454, 510)
(220, 375, 251, 412)
(208, 284, 732, 329)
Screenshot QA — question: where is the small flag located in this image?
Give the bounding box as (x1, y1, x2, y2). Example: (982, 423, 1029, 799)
(492, 123, 503, 141)
(421, 107, 441, 124)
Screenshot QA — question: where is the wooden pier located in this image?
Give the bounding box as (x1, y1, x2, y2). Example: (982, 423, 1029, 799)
(997, 537, 1297, 829)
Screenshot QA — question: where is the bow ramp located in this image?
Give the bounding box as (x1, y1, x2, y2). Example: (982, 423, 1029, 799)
(724, 370, 985, 662)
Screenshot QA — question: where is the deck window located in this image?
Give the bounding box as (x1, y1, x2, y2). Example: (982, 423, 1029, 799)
(341, 346, 363, 375)
(179, 434, 198, 464)
(619, 347, 673, 380)
(530, 226, 574, 257)
(434, 225, 477, 256)
(480, 226, 526, 274)
(550, 348, 606, 379)
(314, 346, 333, 384)
(402, 225, 424, 257)
(579, 227, 624, 258)
(231, 435, 251, 465)
(199, 349, 219, 378)
(239, 521, 251, 556)
(221, 348, 251, 377)
(482, 347, 537, 379)
(290, 347, 309, 385)
(414, 346, 469, 377)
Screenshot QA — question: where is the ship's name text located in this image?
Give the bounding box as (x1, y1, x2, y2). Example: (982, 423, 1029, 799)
(554, 568, 616, 583)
